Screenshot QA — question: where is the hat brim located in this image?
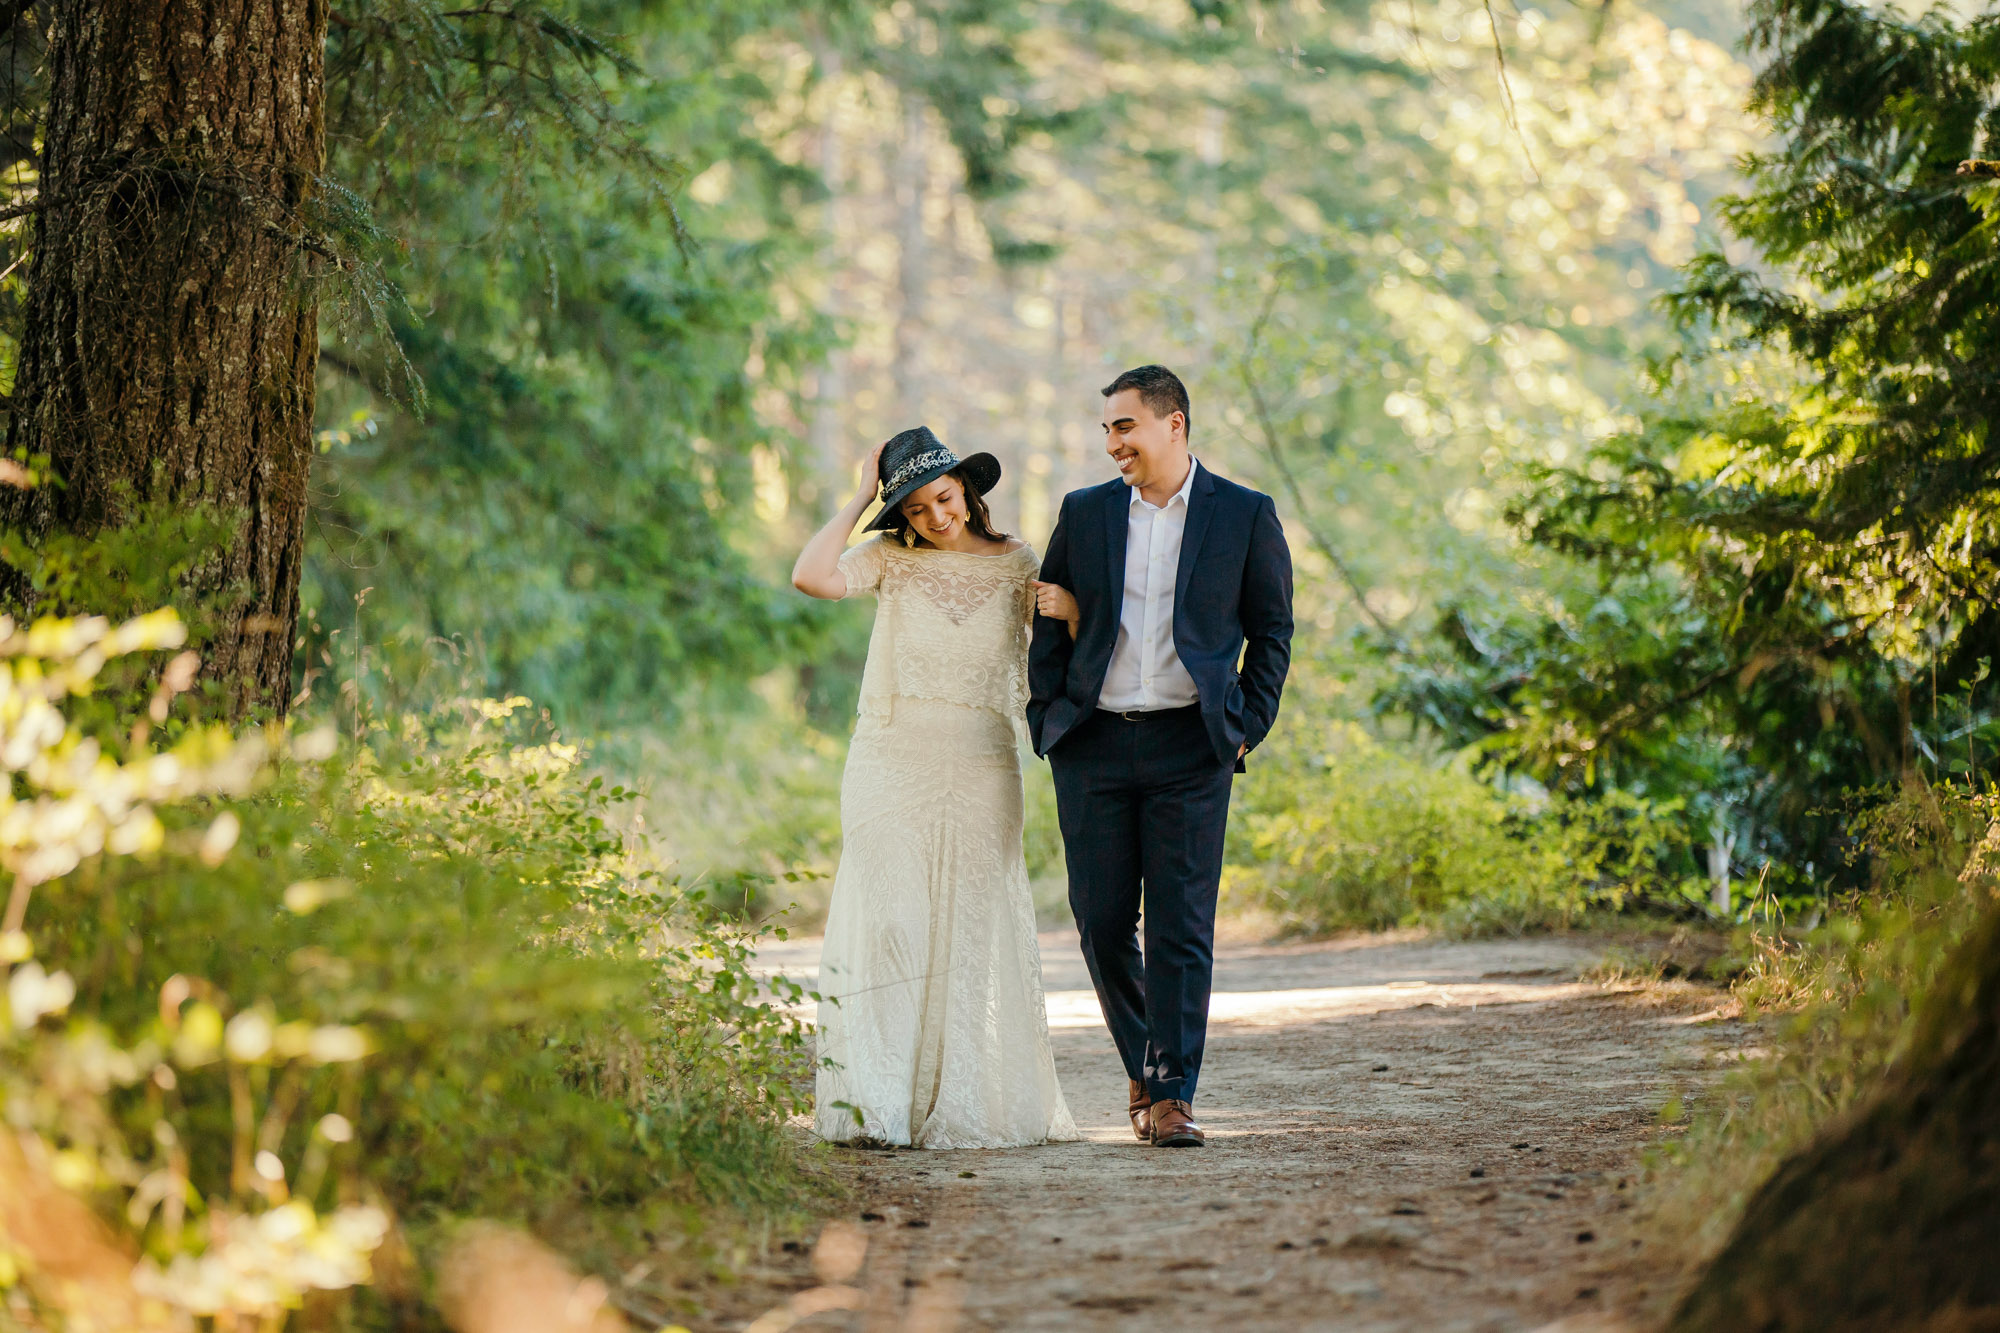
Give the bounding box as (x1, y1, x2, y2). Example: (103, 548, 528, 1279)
(864, 452, 1003, 531)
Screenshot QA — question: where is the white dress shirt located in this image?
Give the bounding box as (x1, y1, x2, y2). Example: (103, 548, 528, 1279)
(1098, 458, 1202, 713)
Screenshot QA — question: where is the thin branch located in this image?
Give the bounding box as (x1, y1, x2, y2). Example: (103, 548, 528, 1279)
(1397, 0, 1436, 75)
(1237, 279, 1412, 650)
(1482, 0, 1541, 184)
(262, 219, 352, 269)
(1587, 658, 1739, 751)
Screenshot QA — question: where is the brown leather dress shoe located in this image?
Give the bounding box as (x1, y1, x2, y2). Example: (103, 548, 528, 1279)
(1150, 1098, 1206, 1147)
(1127, 1079, 1153, 1142)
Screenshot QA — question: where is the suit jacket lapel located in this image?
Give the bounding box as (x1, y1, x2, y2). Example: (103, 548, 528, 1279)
(1103, 480, 1129, 622)
(1174, 462, 1216, 609)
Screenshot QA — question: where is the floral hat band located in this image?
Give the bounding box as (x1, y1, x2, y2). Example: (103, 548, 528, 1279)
(880, 447, 958, 501)
(865, 426, 1003, 532)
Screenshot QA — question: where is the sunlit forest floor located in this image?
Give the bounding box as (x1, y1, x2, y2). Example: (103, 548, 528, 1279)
(701, 928, 1741, 1332)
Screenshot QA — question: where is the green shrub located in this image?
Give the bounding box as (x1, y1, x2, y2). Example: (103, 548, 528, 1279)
(0, 610, 818, 1329)
(1228, 718, 1703, 934)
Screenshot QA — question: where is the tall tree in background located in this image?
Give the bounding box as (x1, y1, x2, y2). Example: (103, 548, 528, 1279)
(3, 0, 328, 716)
(303, 0, 1105, 721)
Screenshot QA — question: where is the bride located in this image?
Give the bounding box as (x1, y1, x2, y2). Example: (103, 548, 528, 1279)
(791, 427, 1077, 1149)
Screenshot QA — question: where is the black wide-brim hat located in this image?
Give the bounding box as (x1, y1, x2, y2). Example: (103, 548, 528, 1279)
(864, 425, 1002, 531)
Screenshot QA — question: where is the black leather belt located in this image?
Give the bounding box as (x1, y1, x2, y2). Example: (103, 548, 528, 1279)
(1100, 704, 1200, 723)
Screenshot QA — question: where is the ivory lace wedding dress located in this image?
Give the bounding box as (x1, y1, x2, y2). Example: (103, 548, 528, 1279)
(813, 535, 1078, 1148)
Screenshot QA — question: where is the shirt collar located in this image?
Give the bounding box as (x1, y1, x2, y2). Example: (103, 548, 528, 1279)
(1130, 457, 1200, 511)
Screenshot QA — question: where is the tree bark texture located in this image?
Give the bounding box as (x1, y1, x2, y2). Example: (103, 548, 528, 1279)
(1669, 902, 2000, 1333)
(6, 0, 327, 717)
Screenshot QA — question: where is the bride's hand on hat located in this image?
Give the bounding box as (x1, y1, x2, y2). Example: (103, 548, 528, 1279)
(857, 439, 889, 500)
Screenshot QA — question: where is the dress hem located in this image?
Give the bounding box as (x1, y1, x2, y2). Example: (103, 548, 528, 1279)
(814, 1124, 1082, 1151)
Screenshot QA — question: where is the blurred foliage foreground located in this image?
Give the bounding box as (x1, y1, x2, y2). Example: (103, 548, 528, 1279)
(0, 609, 819, 1330)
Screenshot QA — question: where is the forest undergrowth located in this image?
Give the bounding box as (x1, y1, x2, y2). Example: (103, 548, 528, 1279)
(1638, 783, 2000, 1273)
(0, 598, 833, 1331)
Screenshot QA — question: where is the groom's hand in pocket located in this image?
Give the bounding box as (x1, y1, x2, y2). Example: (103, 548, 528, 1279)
(1031, 581, 1080, 639)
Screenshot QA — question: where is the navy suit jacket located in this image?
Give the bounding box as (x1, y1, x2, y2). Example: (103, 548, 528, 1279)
(1028, 465, 1294, 771)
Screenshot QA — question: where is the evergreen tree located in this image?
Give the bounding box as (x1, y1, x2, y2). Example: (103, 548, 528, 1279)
(1344, 0, 2000, 1311)
(306, 0, 849, 718)
(0, 1, 864, 718)
(1661, 3, 2000, 1312)
(1383, 0, 2000, 890)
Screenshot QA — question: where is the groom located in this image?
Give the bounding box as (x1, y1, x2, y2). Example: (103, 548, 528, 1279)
(1028, 364, 1294, 1148)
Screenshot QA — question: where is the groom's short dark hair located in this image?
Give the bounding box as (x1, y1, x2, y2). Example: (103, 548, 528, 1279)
(1102, 364, 1191, 442)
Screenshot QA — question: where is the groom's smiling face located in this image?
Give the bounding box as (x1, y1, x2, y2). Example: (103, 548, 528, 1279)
(1102, 388, 1189, 492)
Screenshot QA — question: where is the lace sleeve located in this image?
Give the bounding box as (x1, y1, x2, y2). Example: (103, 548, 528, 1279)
(839, 537, 889, 598)
(1014, 543, 1038, 627)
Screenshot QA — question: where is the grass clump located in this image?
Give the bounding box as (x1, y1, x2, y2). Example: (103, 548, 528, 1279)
(1643, 782, 1999, 1265)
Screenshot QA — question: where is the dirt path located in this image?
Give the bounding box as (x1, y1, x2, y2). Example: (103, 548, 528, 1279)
(720, 929, 1733, 1333)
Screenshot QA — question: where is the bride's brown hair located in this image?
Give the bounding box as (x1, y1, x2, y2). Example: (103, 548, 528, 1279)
(889, 466, 1011, 548)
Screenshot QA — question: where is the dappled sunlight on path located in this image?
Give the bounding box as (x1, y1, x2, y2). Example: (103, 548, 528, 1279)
(755, 927, 1612, 1028)
(1044, 978, 1604, 1030)
(740, 929, 1733, 1332)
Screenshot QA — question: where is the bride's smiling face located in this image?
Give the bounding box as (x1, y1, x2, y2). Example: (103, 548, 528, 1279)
(899, 476, 972, 547)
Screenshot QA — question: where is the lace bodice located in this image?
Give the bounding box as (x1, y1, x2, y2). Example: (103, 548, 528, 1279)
(817, 534, 1076, 1149)
(839, 536, 1038, 724)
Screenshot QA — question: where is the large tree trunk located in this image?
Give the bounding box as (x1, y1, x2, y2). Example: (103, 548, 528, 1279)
(5, 0, 326, 718)
(1669, 901, 2000, 1332)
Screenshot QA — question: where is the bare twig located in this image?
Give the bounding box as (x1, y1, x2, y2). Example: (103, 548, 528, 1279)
(1237, 280, 1412, 650)
(316, 349, 373, 383)
(1483, 0, 1541, 183)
